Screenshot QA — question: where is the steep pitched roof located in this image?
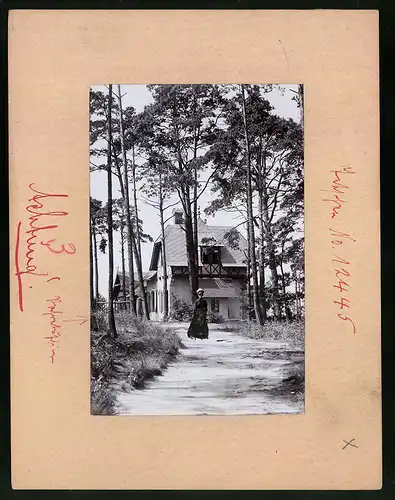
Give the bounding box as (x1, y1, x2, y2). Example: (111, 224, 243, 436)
(149, 218, 248, 270)
(114, 270, 156, 298)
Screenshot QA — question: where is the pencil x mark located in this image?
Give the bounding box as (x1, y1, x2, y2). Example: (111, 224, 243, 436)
(342, 438, 358, 450)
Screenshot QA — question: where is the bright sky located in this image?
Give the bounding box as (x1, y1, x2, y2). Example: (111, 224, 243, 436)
(90, 84, 300, 297)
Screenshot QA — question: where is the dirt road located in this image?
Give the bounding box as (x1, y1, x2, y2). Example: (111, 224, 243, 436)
(115, 323, 304, 416)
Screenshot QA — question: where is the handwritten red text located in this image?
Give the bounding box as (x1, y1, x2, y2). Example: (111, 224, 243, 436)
(43, 296, 63, 363)
(322, 167, 357, 335)
(15, 184, 70, 311)
(15, 183, 77, 363)
(321, 166, 356, 219)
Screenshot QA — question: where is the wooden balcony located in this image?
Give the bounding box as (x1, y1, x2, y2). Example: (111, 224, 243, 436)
(171, 263, 247, 278)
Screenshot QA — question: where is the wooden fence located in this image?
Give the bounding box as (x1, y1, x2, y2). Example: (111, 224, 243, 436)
(94, 300, 131, 312)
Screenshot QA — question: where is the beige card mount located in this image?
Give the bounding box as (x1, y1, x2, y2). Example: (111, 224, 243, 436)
(9, 10, 380, 490)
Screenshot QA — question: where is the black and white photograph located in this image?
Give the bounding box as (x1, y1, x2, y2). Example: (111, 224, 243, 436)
(90, 84, 305, 416)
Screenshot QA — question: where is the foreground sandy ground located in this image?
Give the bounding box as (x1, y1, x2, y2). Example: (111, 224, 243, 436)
(115, 322, 304, 416)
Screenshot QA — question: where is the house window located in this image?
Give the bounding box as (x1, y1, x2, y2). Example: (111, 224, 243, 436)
(149, 291, 154, 313)
(201, 246, 221, 265)
(160, 291, 163, 313)
(211, 299, 220, 313)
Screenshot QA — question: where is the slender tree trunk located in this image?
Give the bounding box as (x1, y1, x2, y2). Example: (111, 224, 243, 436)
(261, 185, 282, 321)
(185, 215, 199, 302)
(246, 262, 252, 320)
(90, 226, 94, 311)
(116, 85, 140, 317)
(240, 84, 264, 325)
(132, 145, 143, 263)
(132, 146, 150, 319)
(279, 259, 286, 318)
(258, 242, 266, 319)
(91, 221, 99, 301)
(111, 149, 136, 314)
(183, 189, 199, 302)
(192, 124, 199, 261)
(245, 221, 253, 321)
(131, 231, 149, 320)
(159, 175, 169, 320)
(128, 240, 136, 315)
(298, 84, 304, 125)
(106, 84, 117, 338)
(279, 254, 292, 321)
(257, 141, 267, 320)
(174, 113, 199, 303)
(294, 269, 300, 320)
(192, 94, 200, 263)
(193, 166, 198, 257)
(258, 194, 267, 321)
(120, 227, 126, 310)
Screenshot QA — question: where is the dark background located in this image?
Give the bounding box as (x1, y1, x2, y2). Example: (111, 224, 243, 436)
(2, 0, 394, 498)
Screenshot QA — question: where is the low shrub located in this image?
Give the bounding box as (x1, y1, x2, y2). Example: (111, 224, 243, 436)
(91, 335, 113, 379)
(91, 307, 107, 332)
(90, 377, 115, 416)
(283, 359, 305, 410)
(292, 390, 305, 409)
(207, 311, 224, 324)
(128, 352, 167, 389)
(90, 312, 182, 415)
(169, 294, 193, 322)
(284, 360, 305, 386)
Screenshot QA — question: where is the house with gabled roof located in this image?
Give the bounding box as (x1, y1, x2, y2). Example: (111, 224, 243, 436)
(113, 270, 157, 303)
(114, 209, 248, 321)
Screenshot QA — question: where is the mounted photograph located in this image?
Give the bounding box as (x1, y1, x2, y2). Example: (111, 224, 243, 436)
(90, 84, 305, 416)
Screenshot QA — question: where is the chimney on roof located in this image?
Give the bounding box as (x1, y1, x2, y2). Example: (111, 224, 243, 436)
(173, 208, 184, 224)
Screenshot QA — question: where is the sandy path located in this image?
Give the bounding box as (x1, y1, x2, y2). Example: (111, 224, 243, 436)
(115, 323, 304, 416)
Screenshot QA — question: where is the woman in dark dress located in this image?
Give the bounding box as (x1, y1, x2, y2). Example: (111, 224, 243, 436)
(187, 289, 209, 339)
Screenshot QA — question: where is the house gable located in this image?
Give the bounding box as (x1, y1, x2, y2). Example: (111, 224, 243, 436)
(114, 270, 157, 299)
(149, 241, 162, 271)
(148, 218, 248, 269)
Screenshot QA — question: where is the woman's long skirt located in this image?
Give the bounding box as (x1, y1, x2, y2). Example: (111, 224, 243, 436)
(187, 309, 209, 339)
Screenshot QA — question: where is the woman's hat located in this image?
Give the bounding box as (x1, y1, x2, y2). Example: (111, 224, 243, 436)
(196, 288, 204, 294)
